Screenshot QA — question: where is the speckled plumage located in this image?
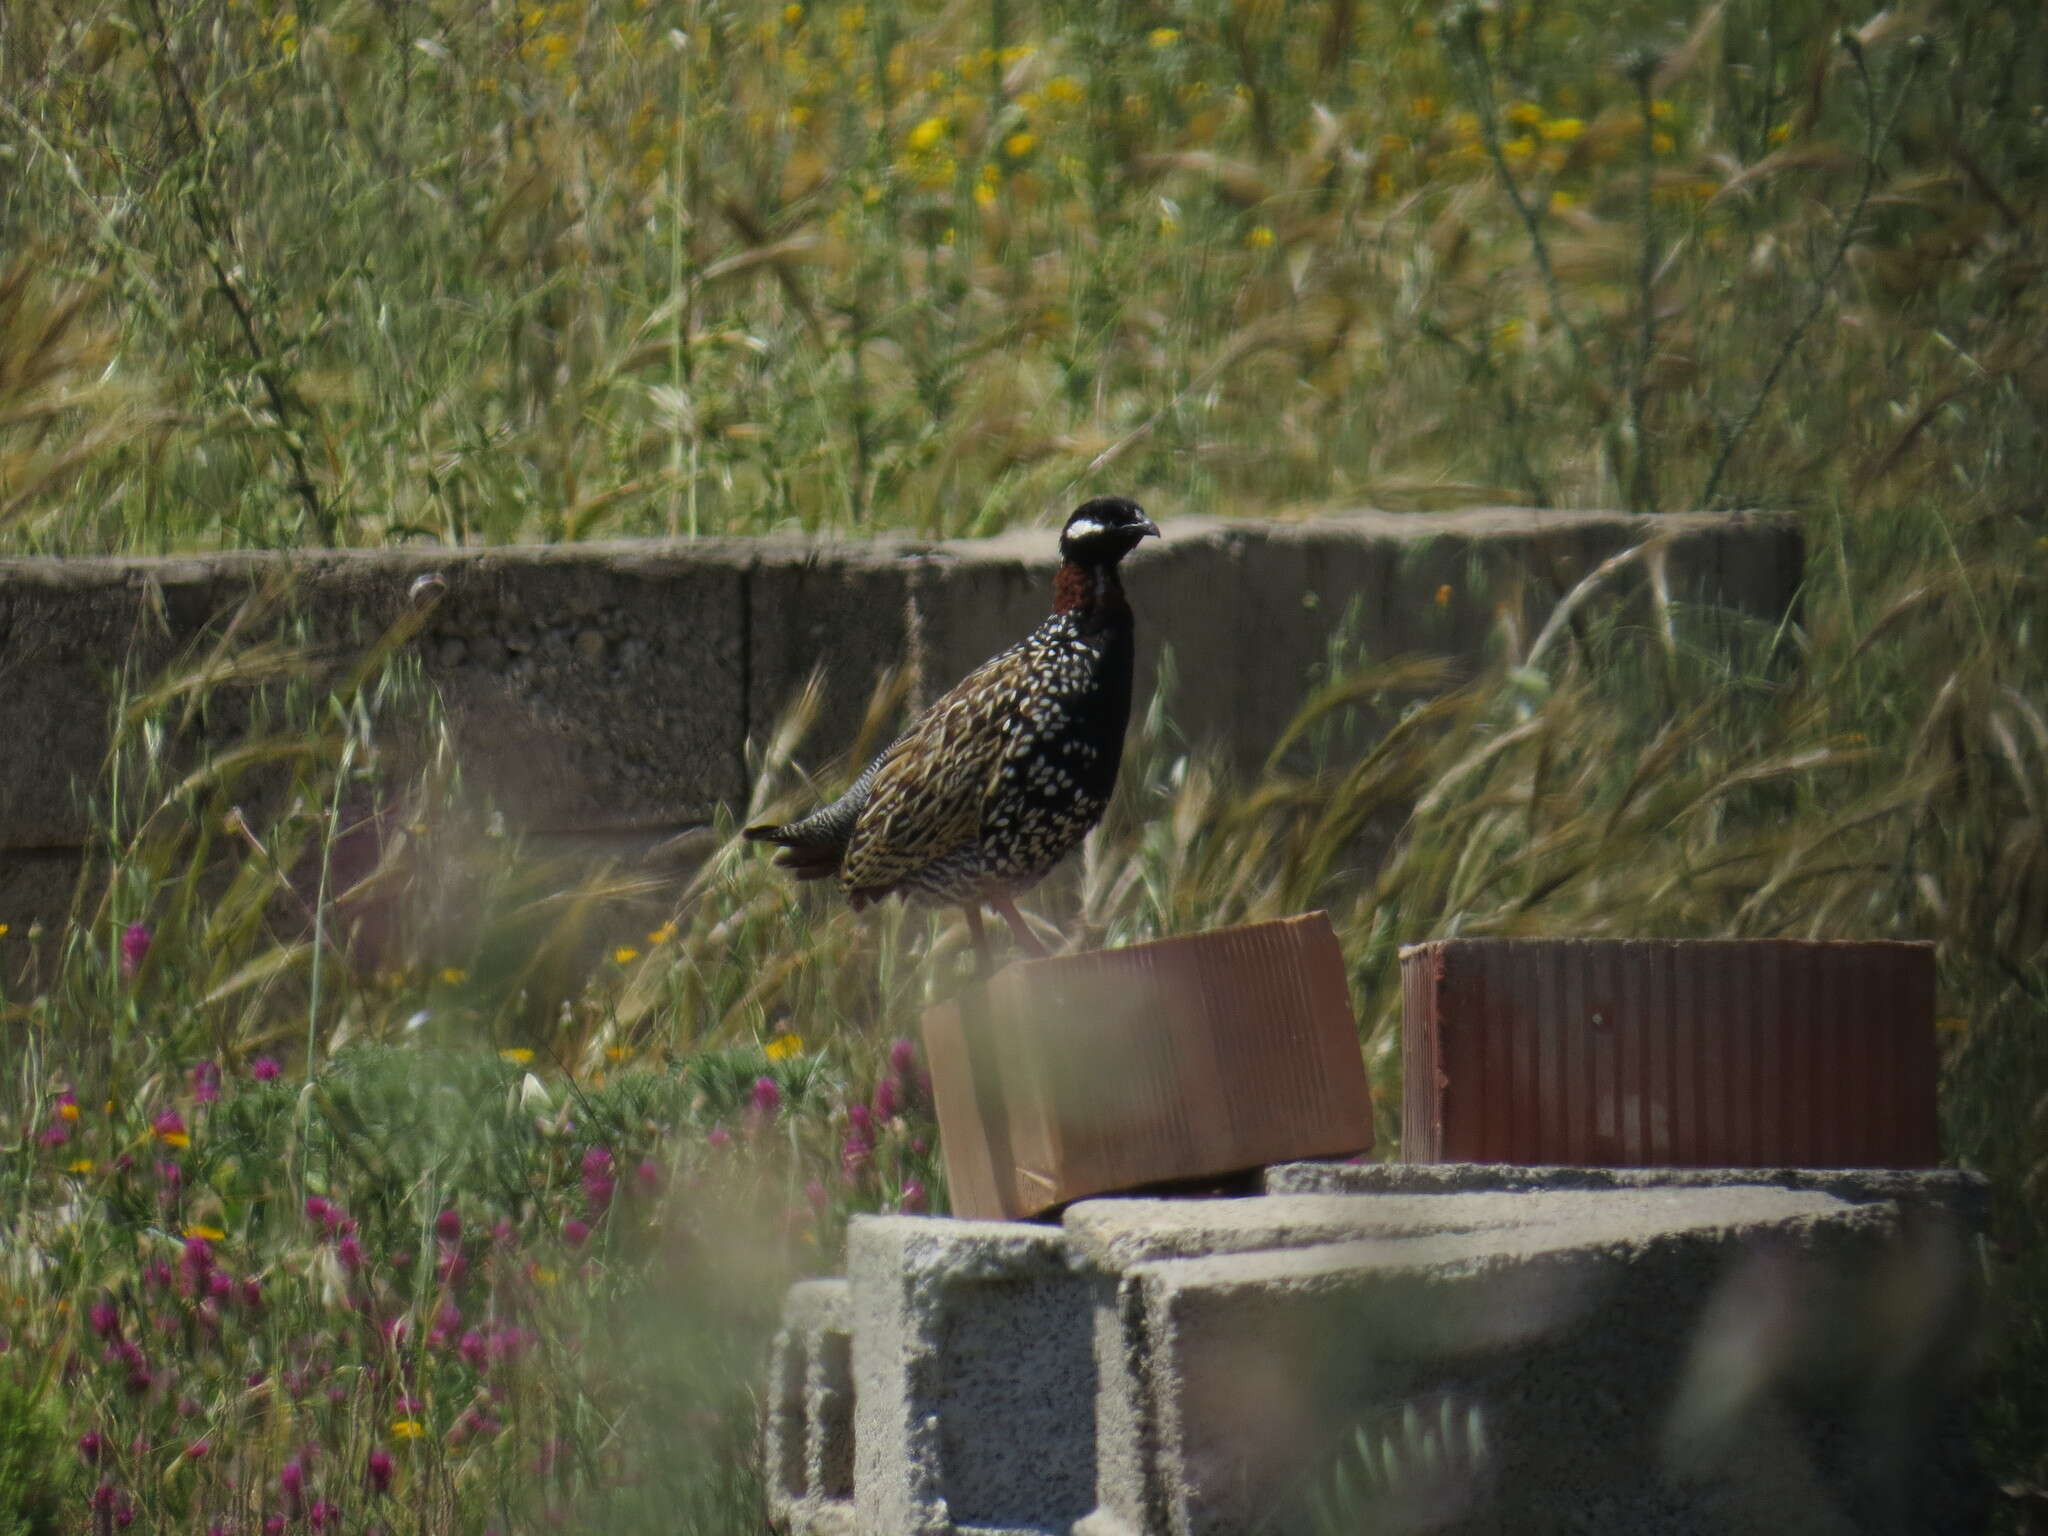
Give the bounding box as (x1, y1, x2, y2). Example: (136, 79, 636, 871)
(745, 497, 1158, 958)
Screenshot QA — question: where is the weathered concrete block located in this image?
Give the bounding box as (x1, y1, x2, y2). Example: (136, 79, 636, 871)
(847, 1216, 1097, 1536)
(765, 1279, 856, 1536)
(812, 1168, 1981, 1536)
(1084, 1189, 1978, 1535)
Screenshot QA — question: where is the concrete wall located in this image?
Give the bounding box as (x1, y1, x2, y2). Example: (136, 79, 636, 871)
(0, 510, 1801, 933)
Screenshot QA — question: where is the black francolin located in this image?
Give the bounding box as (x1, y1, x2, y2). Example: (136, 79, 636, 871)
(744, 496, 1160, 972)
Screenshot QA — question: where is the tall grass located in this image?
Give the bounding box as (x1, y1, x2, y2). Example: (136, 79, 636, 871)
(3, 0, 2046, 1529)
(0, 0, 2039, 548)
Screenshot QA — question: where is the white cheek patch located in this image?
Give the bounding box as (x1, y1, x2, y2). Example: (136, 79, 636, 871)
(1064, 517, 1108, 541)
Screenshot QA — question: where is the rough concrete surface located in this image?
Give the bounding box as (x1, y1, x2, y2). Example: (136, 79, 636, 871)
(764, 1279, 857, 1536)
(1266, 1158, 1991, 1228)
(775, 1164, 1983, 1536)
(0, 509, 1800, 934)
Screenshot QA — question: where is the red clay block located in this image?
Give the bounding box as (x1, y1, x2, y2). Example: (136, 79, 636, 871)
(923, 913, 1374, 1221)
(1400, 938, 1940, 1168)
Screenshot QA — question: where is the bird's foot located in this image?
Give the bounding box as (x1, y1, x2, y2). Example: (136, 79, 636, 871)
(989, 893, 1052, 960)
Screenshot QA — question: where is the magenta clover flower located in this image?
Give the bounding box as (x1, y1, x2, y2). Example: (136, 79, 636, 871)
(119, 922, 152, 978)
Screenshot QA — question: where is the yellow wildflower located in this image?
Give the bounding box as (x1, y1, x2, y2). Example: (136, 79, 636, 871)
(1506, 101, 1542, 128)
(1650, 99, 1673, 120)
(783, 2, 802, 22)
(1434, 584, 1454, 608)
(1768, 122, 1792, 145)
(1503, 136, 1535, 165)
(66, 1159, 95, 1175)
(532, 1266, 559, 1288)
(1245, 223, 1275, 250)
(791, 104, 812, 126)
(160, 1131, 190, 1150)
(1550, 189, 1578, 211)
(1407, 95, 1437, 120)
(1044, 75, 1084, 105)
(1004, 130, 1035, 159)
(907, 115, 947, 151)
(59, 1101, 79, 1122)
(1449, 110, 1481, 141)
(605, 1045, 635, 1063)
(0, 924, 9, 937)
(764, 1032, 805, 1062)
(1651, 131, 1675, 156)
(1149, 27, 1180, 47)
(391, 1420, 426, 1440)
(439, 967, 468, 986)
(185, 1225, 226, 1242)
(974, 163, 1000, 206)
(500, 1047, 536, 1066)
(1540, 117, 1582, 142)
(1494, 317, 1524, 347)
(647, 921, 678, 945)
(612, 946, 641, 965)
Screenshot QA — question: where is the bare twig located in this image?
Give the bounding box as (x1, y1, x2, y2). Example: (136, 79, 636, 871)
(1449, 11, 1588, 369)
(1627, 58, 1659, 511)
(1700, 36, 1923, 508)
(132, 0, 333, 542)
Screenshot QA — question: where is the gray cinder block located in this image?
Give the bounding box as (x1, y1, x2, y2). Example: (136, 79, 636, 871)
(848, 1216, 1098, 1536)
(802, 1168, 1982, 1536)
(1097, 1190, 1950, 1535)
(764, 1279, 856, 1536)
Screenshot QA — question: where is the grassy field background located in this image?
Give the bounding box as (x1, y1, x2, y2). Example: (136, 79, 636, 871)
(3, 0, 2046, 1530)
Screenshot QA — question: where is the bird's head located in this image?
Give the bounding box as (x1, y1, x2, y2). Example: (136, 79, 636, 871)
(1058, 496, 1160, 567)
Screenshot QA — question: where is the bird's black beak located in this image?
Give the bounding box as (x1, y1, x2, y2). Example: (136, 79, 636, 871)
(1135, 514, 1161, 539)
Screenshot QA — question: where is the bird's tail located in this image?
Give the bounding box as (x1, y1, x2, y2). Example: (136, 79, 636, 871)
(741, 818, 846, 882)
(743, 752, 885, 882)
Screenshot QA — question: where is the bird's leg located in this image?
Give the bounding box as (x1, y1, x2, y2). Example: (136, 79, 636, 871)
(989, 893, 1051, 960)
(961, 903, 993, 980)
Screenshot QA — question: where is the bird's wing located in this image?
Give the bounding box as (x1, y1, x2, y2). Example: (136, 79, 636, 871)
(838, 642, 1029, 895)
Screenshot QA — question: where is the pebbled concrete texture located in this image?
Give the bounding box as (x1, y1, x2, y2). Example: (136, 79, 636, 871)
(0, 509, 1799, 937)
(774, 1164, 1985, 1536)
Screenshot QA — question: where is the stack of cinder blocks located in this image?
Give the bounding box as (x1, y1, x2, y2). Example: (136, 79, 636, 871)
(765, 1163, 1986, 1536)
